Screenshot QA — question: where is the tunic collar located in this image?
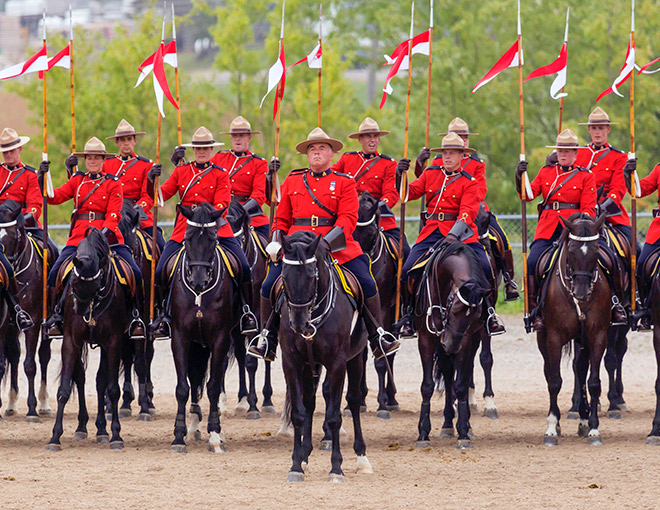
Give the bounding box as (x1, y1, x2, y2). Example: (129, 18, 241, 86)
(232, 150, 249, 158)
(359, 151, 379, 160)
(309, 168, 331, 178)
(120, 153, 136, 161)
(194, 161, 210, 170)
(3, 163, 22, 171)
(87, 172, 103, 180)
(590, 143, 608, 151)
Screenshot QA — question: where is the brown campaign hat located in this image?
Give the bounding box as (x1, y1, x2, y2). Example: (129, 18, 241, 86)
(439, 117, 479, 136)
(182, 126, 224, 148)
(348, 117, 390, 139)
(296, 127, 343, 154)
(545, 129, 580, 149)
(0, 128, 30, 152)
(219, 116, 261, 135)
(431, 132, 475, 153)
(578, 107, 619, 126)
(73, 137, 116, 158)
(105, 119, 146, 140)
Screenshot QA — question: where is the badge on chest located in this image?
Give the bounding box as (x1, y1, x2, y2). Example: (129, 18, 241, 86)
(330, 181, 336, 191)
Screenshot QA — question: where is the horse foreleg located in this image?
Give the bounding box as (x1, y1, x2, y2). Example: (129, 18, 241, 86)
(325, 362, 346, 482)
(614, 328, 628, 409)
(480, 334, 498, 419)
(171, 333, 190, 452)
(145, 339, 156, 413)
(374, 354, 390, 419)
(575, 344, 590, 438)
(206, 339, 229, 454)
(106, 340, 124, 449)
(416, 333, 436, 447)
(47, 341, 77, 450)
(301, 367, 316, 466)
(347, 353, 372, 474)
(439, 354, 455, 437)
(586, 335, 605, 446)
(455, 351, 475, 449)
(245, 350, 260, 419)
(37, 333, 53, 415)
(119, 337, 135, 417)
(285, 361, 306, 482)
(72, 357, 88, 440)
(95, 350, 110, 443)
(262, 360, 275, 412)
(4, 329, 19, 416)
(133, 337, 152, 421)
(647, 327, 660, 443)
(23, 328, 40, 420)
(385, 353, 399, 410)
(538, 330, 563, 446)
(233, 332, 249, 412)
(567, 339, 582, 419)
(320, 378, 332, 449)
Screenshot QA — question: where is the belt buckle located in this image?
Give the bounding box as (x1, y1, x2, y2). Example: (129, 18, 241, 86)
(552, 202, 560, 211)
(311, 215, 319, 227)
(89, 211, 95, 221)
(437, 212, 444, 221)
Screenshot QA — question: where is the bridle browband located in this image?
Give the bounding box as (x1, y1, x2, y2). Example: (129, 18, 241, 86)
(356, 214, 377, 227)
(568, 233, 600, 242)
(187, 219, 217, 228)
(282, 256, 317, 266)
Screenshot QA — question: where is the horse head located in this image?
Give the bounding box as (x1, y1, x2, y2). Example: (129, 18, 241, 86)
(72, 227, 111, 311)
(118, 199, 142, 256)
(562, 212, 606, 301)
(354, 191, 380, 253)
(281, 230, 323, 338)
(179, 202, 225, 292)
(226, 198, 249, 247)
(0, 199, 26, 261)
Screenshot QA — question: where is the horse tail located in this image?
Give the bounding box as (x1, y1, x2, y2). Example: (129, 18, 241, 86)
(562, 338, 574, 362)
(188, 342, 210, 402)
(433, 347, 445, 393)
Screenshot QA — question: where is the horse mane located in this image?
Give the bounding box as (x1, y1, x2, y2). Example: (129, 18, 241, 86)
(286, 230, 327, 260)
(79, 228, 110, 259)
(0, 199, 24, 220)
(191, 202, 217, 223)
(438, 242, 490, 299)
(559, 212, 594, 244)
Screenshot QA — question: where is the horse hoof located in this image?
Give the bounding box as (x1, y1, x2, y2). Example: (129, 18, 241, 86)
(439, 428, 454, 438)
(387, 404, 401, 412)
(577, 423, 589, 438)
(45, 443, 61, 452)
(119, 408, 132, 418)
(457, 439, 472, 450)
(148, 407, 157, 416)
(319, 440, 332, 451)
(73, 431, 88, 440)
(287, 471, 305, 483)
(343, 409, 352, 418)
(38, 409, 53, 417)
(360, 405, 367, 414)
(588, 436, 603, 446)
(328, 473, 346, 483)
(467, 428, 475, 440)
(376, 410, 391, 420)
(97, 435, 110, 445)
(566, 411, 579, 420)
(355, 455, 373, 474)
(235, 397, 249, 412)
(4, 409, 16, 417)
(261, 405, 277, 415)
(25, 415, 41, 423)
(415, 440, 431, 448)
(137, 413, 153, 422)
(618, 403, 628, 412)
(469, 404, 478, 413)
(646, 435, 660, 446)
(193, 430, 202, 442)
(109, 440, 124, 450)
(543, 435, 558, 447)
(483, 408, 499, 420)
(171, 444, 187, 454)
(246, 411, 261, 420)
(208, 443, 226, 454)
(607, 410, 622, 420)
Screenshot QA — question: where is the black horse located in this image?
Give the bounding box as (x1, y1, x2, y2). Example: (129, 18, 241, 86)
(169, 203, 235, 453)
(353, 191, 398, 419)
(47, 228, 131, 450)
(0, 200, 54, 420)
(414, 241, 490, 449)
(279, 231, 372, 482)
(646, 248, 660, 444)
(224, 198, 274, 419)
(536, 213, 610, 446)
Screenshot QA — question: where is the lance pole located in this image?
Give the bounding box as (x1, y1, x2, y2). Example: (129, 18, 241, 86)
(41, 11, 49, 327)
(317, 4, 322, 127)
(630, 0, 637, 312)
(419, 0, 433, 233)
(172, 3, 182, 146)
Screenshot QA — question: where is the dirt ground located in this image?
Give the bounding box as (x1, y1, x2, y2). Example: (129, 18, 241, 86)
(1, 315, 659, 509)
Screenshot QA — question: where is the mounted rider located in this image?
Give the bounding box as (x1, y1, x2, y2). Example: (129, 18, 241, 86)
(41, 137, 146, 339)
(211, 116, 270, 239)
(332, 117, 410, 260)
(416, 117, 519, 301)
(396, 132, 504, 338)
(150, 126, 257, 338)
(103, 119, 165, 251)
(247, 127, 401, 362)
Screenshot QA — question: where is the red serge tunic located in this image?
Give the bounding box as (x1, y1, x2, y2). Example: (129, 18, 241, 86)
(575, 144, 629, 227)
(0, 163, 43, 222)
(332, 151, 399, 230)
(272, 168, 363, 265)
(638, 164, 660, 244)
(521, 164, 596, 241)
(407, 166, 480, 244)
(103, 153, 155, 229)
(48, 172, 124, 247)
(211, 150, 269, 228)
(159, 162, 233, 243)
(431, 154, 488, 207)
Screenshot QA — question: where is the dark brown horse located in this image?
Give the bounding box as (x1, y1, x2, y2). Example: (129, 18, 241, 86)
(353, 191, 398, 419)
(643, 248, 660, 444)
(169, 203, 235, 453)
(414, 241, 490, 449)
(279, 231, 372, 482)
(536, 212, 610, 446)
(47, 228, 131, 450)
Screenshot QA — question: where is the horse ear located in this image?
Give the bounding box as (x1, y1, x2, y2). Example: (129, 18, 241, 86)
(210, 207, 226, 222)
(73, 257, 83, 271)
(561, 216, 573, 231)
(177, 204, 193, 220)
(281, 234, 290, 253)
(595, 210, 607, 231)
(309, 233, 322, 255)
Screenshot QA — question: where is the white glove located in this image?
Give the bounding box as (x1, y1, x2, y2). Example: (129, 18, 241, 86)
(266, 241, 282, 262)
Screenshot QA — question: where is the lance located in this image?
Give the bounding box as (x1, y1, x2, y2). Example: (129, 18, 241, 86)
(419, 0, 434, 233)
(630, 0, 637, 312)
(395, 1, 415, 322)
(40, 11, 49, 331)
(172, 3, 182, 147)
(69, 5, 77, 176)
(317, 4, 322, 127)
(557, 8, 569, 134)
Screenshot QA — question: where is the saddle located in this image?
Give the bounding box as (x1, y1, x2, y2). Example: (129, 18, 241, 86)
(164, 244, 239, 286)
(56, 252, 137, 296)
(135, 229, 161, 263)
(250, 229, 269, 260)
(603, 224, 631, 294)
(381, 231, 400, 261)
(0, 262, 9, 290)
(642, 247, 660, 282)
(488, 225, 506, 261)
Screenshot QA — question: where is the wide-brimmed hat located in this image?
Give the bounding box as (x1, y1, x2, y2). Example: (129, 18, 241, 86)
(0, 128, 30, 153)
(439, 117, 479, 136)
(578, 107, 619, 126)
(546, 129, 580, 149)
(219, 115, 261, 135)
(182, 126, 224, 148)
(348, 117, 390, 139)
(296, 127, 343, 154)
(73, 137, 116, 158)
(431, 132, 475, 153)
(106, 119, 146, 140)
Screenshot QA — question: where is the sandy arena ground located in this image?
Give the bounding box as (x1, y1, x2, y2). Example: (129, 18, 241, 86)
(1, 315, 659, 509)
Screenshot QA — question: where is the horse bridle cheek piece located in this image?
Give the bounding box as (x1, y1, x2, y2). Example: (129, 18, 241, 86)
(73, 266, 112, 330)
(559, 233, 601, 321)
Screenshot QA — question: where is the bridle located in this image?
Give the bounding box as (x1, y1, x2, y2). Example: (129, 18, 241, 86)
(558, 229, 601, 319)
(0, 218, 35, 280)
(355, 207, 385, 263)
(72, 255, 114, 328)
(182, 219, 223, 307)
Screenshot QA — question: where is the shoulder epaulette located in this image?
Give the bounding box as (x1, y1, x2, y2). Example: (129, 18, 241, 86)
(460, 170, 475, 180)
(345, 151, 358, 155)
(137, 155, 151, 163)
(106, 174, 120, 181)
(609, 146, 624, 154)
(379, 154, 393, 161)
(72, 171, 85, 178)
(426, 165, 443, 171)
(105, 155, 117, 160)
(290, 168, 307, 175)
(576, 166, 590, 173)
(332, 170, 352, 178)
(252, 154, 264, 160)
(468, 153, 483, 163)
(210, 163, 225, 171)
(23, 164, 36, 173)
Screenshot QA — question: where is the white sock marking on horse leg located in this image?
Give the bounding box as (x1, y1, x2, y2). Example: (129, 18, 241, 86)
(356, 455, 374, 474)
(545, 413, 558, 436)
(38, 382, 51, 412)
(277, 409, 293, 436)
(208, 431, 225, 453)
(340, 425, 347, 435)
(580, 419, 588, 428)
(484, 396, 497, 411)
(7, 388, 18, 412)
(235, 396, 249, 411)
(588, 429, 601, 437)
(187, 411, 200, 440)
(468, 388, 477, 408)
(218, 392, 227, 414)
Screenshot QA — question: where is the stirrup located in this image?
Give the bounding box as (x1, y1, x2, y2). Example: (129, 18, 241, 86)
(394, 313, 416, 340)
(129, 310, 146, 340)
(610, 296, 627, 326)
(247, 330, 275, 361)
(150, 317, 171, 341)
(486, 306, 505, 336)
(240, 305, 258, 334)
(372, 328, 401, 359)
(15, 305, 34, 331)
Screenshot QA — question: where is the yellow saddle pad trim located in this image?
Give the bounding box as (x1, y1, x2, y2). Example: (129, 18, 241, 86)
(540, 247, 560, 280)
(250, 229, 268, 259)
(606, 228, 626, 259)
(216, 244, 236, 279)
(651, 253, 660, 280)
(381, 231, 398, 261)
(28, 235, 43, 260)
(135, 229, 153, 262)
(110, 255, 128, 286)
(168, 247, 185, 281)
(332, 263, 355, 298)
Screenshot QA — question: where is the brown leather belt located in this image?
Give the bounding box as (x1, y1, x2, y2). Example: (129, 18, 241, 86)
(292, 216, 335, 227)
(232, 194, 249, 202)
(78, 212, 106, 221)
(542, 202, 580, 211)
(425, 212, 458, 221)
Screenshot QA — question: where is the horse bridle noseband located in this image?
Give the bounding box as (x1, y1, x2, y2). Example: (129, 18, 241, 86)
(356, 209, 385, 263)
(183, 220, 223, 307)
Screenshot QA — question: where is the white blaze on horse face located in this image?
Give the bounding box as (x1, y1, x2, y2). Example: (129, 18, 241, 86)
(545, 412, 559, 437)
(0, 228, 7, 243)
(580, 243, 588, 256)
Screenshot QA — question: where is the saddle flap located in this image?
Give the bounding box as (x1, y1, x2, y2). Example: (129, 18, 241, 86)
(250, 229, 269, 259)
(216, 245, 238, 279)
(111, 254, 136, 297)
(135, 229, 161, 263)
(488, 225, 506, 260)
(382, 231, 399, 261)
(536, 245, 560, 282)
(333, 264, 363, 308)
(643, 247, 660, 281)
(56, 254, 76, 295)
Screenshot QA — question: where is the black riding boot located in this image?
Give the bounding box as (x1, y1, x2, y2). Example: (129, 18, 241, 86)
(503, 249, 520, 301)
(238, 281, 258, 335)
(393, 281, 415, 340)
(364, 294, 400, 359)
(150, 284, 172, 340)
(485, 293, 505, 335)
(128, 284, 146, 340)
(247, 295, 279, 362)
(6, 276, 33, 331)
(525, 275, 544, 332)
(633, 276, 652, 331)
(604, 265, 627, 327)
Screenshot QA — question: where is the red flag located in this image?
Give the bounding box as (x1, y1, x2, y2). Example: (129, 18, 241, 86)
(472, 39, 522, 93)
(639, 56, 660, 75)
(597, 35, 635, 101)
(524, 43, 567, 99)
(152, 42, 178, 117)
(0, 46, 48, 80)
(135, 40, 177, 87)
(38, 44, 71, 79)
(290, 42, 322, 69)
(260, 41, 286, 121)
